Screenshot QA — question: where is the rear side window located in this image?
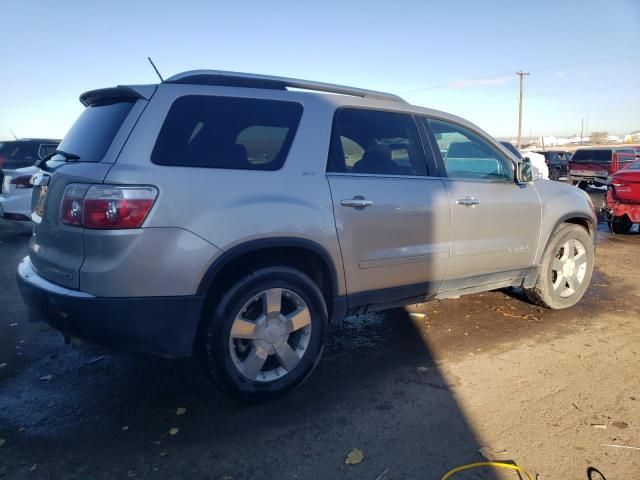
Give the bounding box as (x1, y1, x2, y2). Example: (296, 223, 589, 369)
(152, 96, 303, 170)
(54, 100, 135, 162)
(327, 108, 428, 176)
(571, 149, 612, 163)
(38, 144, 59, 159)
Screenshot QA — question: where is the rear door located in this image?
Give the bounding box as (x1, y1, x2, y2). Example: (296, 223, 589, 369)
(326, 108, 450, 305)
(29, 92, 150, 289)
(421, 117, 541, 282)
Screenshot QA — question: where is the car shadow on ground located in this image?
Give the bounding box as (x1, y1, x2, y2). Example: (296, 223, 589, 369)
(0, 310, 504, 479)
(0, 219, 502, 479)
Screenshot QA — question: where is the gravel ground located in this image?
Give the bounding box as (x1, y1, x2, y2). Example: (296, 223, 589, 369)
(0, 187, 638, 479)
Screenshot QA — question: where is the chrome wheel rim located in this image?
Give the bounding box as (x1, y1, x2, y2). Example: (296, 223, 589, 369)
(551, 238, 588, 298)
(229, 288, 312, 383)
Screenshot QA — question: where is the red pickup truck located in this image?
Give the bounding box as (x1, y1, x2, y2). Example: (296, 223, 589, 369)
(569, 147, 636, 189)
(603, 159, 640, 233)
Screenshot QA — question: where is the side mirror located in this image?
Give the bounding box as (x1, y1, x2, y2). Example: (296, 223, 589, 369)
(516, 159, 533, 183)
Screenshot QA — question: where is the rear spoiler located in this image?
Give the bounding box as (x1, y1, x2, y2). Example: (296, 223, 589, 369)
(79, 85, 156, 107)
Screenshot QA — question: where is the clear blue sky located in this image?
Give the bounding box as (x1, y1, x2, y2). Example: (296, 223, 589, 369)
(1, 0, 638, 140)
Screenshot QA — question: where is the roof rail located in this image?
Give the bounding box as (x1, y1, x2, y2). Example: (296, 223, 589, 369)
(164, 70, 406, 103)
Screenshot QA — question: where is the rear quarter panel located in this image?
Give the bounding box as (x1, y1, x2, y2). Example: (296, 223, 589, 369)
(105, 84, 347, 296)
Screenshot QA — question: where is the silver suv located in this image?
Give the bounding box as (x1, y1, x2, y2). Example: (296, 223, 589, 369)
(17, 71, 597, 400)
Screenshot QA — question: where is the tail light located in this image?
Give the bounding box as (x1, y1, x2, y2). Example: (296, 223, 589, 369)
(10, 175, 34, 189)
(0, 154, 5, 169)
(61, 184, 158, 229)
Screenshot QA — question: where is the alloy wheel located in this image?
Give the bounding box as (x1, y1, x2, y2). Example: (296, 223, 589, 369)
(229, 288, 312, 382)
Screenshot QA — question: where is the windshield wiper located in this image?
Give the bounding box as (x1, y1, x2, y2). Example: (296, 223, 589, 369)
(35, 149, 81, 169)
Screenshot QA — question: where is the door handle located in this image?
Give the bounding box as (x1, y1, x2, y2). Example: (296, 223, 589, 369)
(341, 196, 373, 209)
(456, 196, 480, 207)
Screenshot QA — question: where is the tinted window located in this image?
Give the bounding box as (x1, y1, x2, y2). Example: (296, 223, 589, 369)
(54, 100, 135, 162)
(152, 96, 303, 170)
(39, 144, 59, 159)
(426, 118, 513, 181)
(327, 108, 428, 176)
(571, 149, 612, 164)
(0, 141, 38, 160)
(499, 141, 522, 159)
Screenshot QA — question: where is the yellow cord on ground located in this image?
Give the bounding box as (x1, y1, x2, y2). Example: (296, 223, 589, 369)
(441, 461, 533, 480)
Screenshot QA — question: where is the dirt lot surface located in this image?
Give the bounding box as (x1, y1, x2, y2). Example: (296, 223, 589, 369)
(0, 187, 638, 479)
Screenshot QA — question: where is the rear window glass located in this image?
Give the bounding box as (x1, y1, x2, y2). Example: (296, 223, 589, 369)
(571, 149, 612, 163)
(53, 100, 135, 162)
(0, 141, 38, 160)
(151, 96, 303, 170)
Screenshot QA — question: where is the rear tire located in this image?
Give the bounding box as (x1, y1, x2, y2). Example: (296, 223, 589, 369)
(202, 266, 328, 402)
(524, 224, 594, 309)
(609, 215, 633, 234)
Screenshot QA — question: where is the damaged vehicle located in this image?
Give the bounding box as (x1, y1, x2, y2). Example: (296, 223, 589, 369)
(17, 71, 597, 400)
(569, 147, 636, 189)
(603, 159, 640, 233)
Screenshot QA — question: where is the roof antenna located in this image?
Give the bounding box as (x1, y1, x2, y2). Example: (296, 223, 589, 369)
(147, 57, 164, 82)
(9, 129, 18, 140)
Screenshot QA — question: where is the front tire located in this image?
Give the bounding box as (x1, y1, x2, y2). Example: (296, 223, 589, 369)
(609, 215, 633, 234)
(524, 224, 594, 309)
(202, 267, 328, 401)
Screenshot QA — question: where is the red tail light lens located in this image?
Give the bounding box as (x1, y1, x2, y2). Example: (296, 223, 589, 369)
(61, 184, 89, 226)
(10, 175, 35, 189)
(61, 184, 158, 229)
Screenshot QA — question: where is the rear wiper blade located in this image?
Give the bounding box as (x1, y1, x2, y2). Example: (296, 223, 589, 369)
(35, 149, 81, 169)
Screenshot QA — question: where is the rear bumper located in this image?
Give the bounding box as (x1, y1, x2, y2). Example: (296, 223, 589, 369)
(602, 195, 640, 223)
(17, 256, 205, 357)
(568, 174, 609, 185)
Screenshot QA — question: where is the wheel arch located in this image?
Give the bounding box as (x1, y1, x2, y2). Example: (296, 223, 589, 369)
(196, 238, 345, 327)
(536, 212, 596, 265)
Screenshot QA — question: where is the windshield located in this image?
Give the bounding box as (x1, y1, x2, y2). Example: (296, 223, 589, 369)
(626, 159, 640, 170)
(53, 100, 135, 162)
(571, 149, 612, 164)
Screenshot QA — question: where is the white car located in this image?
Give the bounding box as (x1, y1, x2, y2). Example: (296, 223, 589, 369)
(520, 150, 549, 180)
(0, 165, 38, 222)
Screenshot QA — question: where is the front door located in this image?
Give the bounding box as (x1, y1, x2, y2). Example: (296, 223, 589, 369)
(326, 108, 451, 306)
(422, 117, 541, 280)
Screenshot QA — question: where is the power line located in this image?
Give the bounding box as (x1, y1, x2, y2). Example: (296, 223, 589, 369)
(464, 83, 639, 105)
(399, 56, 639, 95)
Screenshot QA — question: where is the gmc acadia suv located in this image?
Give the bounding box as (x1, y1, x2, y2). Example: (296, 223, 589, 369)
(17, 71, 597, 400)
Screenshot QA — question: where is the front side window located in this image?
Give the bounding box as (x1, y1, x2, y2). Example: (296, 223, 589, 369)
(327, 108, 428, 176)
(152, 96, 303, 170)
(425, 118, 513, 181)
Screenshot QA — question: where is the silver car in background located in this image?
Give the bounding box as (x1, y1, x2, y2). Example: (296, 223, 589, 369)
(17, 71, 597, 400)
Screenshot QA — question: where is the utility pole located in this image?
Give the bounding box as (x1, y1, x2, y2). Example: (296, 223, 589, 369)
(580, 118, 584, 144)
(516, 71, 529, 149)
(585, 117, 589, 142)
